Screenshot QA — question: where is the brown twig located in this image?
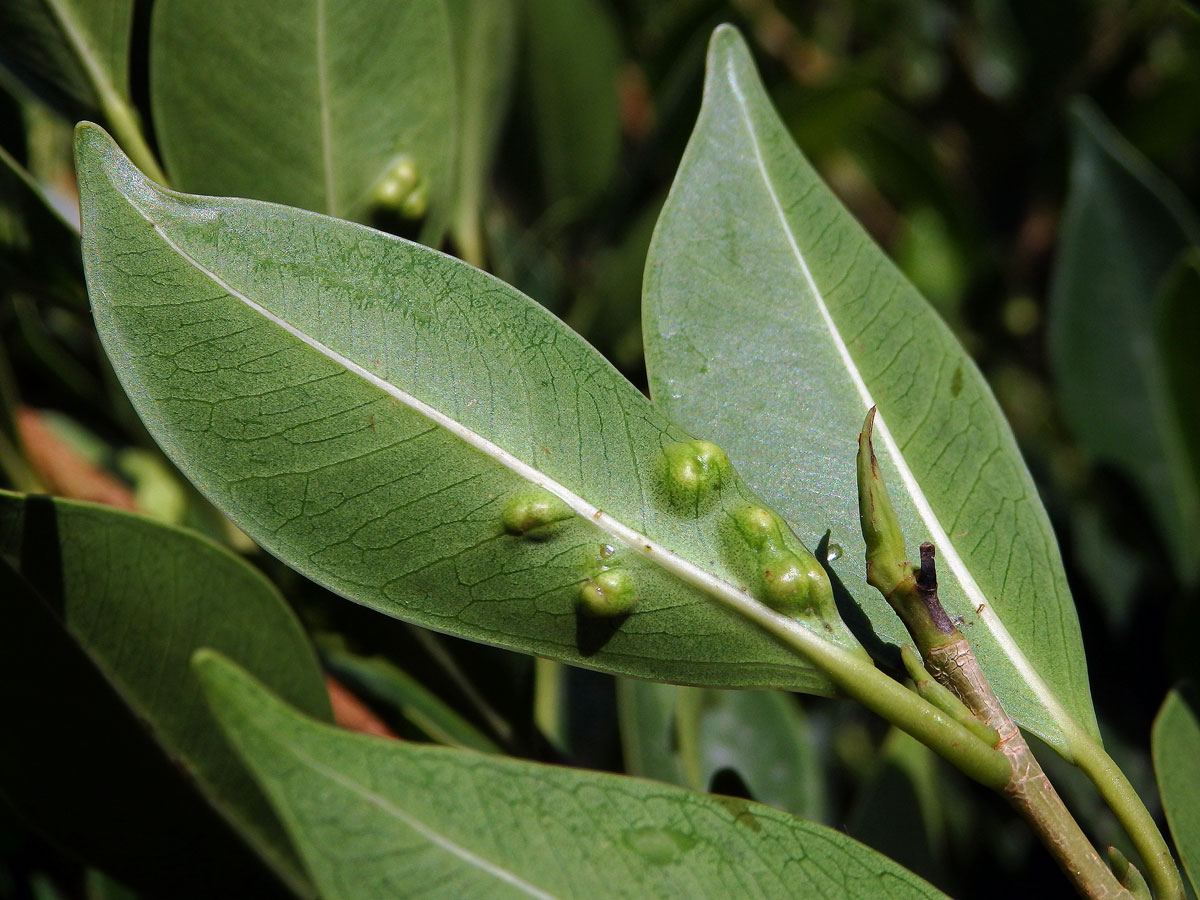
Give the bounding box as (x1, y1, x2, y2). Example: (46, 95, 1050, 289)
(919, 555, 1134, 900)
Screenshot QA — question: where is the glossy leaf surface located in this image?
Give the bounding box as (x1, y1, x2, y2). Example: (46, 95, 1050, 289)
(1153, 686, 1200, 895)
(198, 650, 953, 900)
(0, 491, 329, 897)
(1050, 102, 1200, 585)
(642, 25, 1096, 750)
(76, 122, 862, 695)
(0, 0, 131, 115)
(150, 0, 456, 232)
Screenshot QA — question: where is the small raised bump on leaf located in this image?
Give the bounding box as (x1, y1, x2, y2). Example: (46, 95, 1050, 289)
(578, 569, 636, 617)
(731, 505, 783, 553)
(398, 181, 428, 220)
(370, 156, 420, 208)
(761, 550, 830, 616)
(501, 488, 572, 537)
(731, 505, 833, 616)
(661, 440, 732, 512)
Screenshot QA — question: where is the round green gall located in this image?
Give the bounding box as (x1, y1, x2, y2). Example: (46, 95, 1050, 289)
(731, 505, 781, 552)
(501, 488, 571, 537)
(370, 156, 420, 209)
(578, 569, 636, 617)
(398, 181, 429, 220)
(662, 440, 732, 512)
(761, 552, 826, 615)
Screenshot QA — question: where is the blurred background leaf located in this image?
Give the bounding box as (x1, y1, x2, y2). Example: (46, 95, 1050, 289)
(1048, 100, 1200, 587)
(522, 0, 622, 214)
(0, 0, 132, 119)
(1153, 685, 1200, 896)
(150, 0, 457, 239)
(0, 493, 330, 898)
(617, 679, 826, 821)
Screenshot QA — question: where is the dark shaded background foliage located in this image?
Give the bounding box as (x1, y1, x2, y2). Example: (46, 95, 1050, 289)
(1, 1, 1198, 898)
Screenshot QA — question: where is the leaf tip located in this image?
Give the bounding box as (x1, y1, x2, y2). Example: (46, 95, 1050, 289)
(73, 120, 118, 166)
(707, 23, 751, 69)
(73, 120, 162, 212)
(190, 646, 234, 691)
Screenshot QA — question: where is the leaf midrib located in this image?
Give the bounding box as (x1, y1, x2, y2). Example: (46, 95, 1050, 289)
(115, 179, 850, 683)
(281, 736, 561, 899)
(719, 51, 1077, 741)
(44, 0, 122, 107)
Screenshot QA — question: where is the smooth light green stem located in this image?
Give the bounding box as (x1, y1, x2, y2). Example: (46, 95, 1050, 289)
(742, 616, 1011, 788)
(533, 657, 566, 749)
(1069, 726, 1185, 900)
(452, 214, 487, 270)
(674, 688, 705, 793)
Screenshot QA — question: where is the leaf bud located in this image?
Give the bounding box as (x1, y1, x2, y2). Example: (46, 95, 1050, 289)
(857, 407, 911, 598)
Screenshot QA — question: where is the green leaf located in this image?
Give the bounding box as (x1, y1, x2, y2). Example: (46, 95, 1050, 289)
(76, 121, 865, 696)
(1049, 100, 1200, 586)
(321, 640, 503, 754)
(617, 679, 825, 821)
(84, 871, 138, 900)
(445, 0, 517, 265)
(522, 0, 621, 210)
(197, 649, 954, 900)
(0, 491, 329, 898)
(848, 729, 948, 887)
(0, 0, 132, 116)
(1156, 250, 1200, 516)
(568, 199, 662, 370)
(1153, 685, 1200, 896)
(642, 25, 1097, 752)
(149, 0, 457, 234)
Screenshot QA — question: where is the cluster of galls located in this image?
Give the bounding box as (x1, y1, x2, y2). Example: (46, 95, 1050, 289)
(499, 487, 636, 619)
(370, 155, 428, 220)
(496, 438, 856, 636)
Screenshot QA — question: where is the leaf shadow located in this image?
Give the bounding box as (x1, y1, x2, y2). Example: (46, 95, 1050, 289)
(574, 608, 631, 657)
(816, 530, 903, 678)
